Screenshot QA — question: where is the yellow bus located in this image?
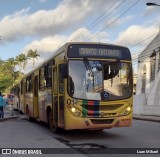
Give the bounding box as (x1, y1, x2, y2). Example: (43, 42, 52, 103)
(11, 42, 133, 133)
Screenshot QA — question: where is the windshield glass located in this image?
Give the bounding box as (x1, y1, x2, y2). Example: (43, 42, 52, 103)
(68, 60, 132, 101)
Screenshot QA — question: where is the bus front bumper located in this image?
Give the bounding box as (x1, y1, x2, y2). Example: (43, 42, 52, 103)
(64, 112, 132, 130)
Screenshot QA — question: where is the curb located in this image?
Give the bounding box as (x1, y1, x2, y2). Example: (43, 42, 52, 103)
(133, 116, 160, 123)
(0, 115, 18, 122)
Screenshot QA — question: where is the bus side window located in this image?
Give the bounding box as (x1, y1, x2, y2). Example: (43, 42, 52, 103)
(59, 65, 64, 94)
(53, 68, 58, 94)
(26, 75, 32, 93)
(39, 67, 46, 90)
(21, 81, 23, 94)
(45, 62, 52, 88)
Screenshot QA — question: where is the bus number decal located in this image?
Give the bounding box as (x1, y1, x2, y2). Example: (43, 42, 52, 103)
(71, 99, 78, 105)
(67, 99, 71, 105)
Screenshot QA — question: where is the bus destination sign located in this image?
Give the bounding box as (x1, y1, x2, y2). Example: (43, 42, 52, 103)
(67, 44, 131, 60)
(79, 48, 122, 58)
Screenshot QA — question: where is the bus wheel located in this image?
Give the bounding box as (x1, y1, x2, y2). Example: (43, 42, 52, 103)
(26, 106, 32, 122)
(49, 112, 60, 133)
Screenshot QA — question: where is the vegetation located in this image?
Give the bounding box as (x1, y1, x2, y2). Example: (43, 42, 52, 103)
(0, 49, 40, 93)
(27, 49, 40, 68)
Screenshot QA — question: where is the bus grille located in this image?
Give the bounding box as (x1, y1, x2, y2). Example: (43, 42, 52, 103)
(81, 104, 123, 111)
(81, 101, 123, 117)
(99, 104, 123, 110)
(91, 119, 114, 124)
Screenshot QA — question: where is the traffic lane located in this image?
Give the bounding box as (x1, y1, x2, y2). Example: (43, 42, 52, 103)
(1, 118, 159, 156)
(53, 119, 160, 148)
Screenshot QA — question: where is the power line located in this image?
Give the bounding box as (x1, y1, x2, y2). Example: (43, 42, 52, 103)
(132, 35, 160, 59)
(71, 0, 126, 41)
(129, 32, 159, 50)
(86, 0, 139, 41)
(70, 0, 118, 41)
(132, 45, 160, 65)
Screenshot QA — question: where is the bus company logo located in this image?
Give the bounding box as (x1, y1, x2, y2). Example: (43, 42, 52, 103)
(100, 112, 105, 117)
(2, 149, 11, 154)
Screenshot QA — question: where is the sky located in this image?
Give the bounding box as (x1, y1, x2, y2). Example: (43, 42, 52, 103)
(0, 0, 160, 73)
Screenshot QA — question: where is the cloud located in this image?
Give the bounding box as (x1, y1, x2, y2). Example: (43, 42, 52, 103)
(0, 0, 109, 40)
(103, 15, 134, 29)
(23, 27, 109, 73)
(13, 7, 31, 17)
(39, 0, 48, 3)
(143, 5, 160, 16)
(115, 25, 158, 47)
(69, 28, 109, 42)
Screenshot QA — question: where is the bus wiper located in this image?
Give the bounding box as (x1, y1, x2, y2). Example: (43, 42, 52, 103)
(83, 58, 95, 88)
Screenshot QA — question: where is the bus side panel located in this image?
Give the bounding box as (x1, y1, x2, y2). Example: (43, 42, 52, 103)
(25, 93, 34, 117)
(38, 91, 47, 122)
(12, 95, 18, 111)
(38, 89, 52, 123)
(19, 94, 24, 113)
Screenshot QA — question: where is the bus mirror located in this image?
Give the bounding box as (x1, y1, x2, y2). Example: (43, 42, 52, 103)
(69, 76, 74, 96)
(110, 61, 121, 71)
(61, 64, 68, 78)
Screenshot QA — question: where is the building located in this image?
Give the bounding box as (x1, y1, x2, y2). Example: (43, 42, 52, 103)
(134, 32, 160, 116)
(133, 74, 137, 95)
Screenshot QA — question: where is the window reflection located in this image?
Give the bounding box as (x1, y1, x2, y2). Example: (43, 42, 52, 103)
(68, 60, 132, 100)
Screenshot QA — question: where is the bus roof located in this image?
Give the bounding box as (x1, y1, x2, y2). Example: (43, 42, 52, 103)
(21, 42, 131, 79)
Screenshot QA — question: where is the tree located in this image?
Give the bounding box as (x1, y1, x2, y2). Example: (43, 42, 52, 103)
(15, 53, 29, 74)
(27, 49, 40, 68)
(4, 58, 17, 81)
(0, 59, 15, 92)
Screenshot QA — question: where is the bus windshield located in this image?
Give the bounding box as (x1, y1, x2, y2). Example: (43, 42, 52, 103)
(68, 60, 132, 101)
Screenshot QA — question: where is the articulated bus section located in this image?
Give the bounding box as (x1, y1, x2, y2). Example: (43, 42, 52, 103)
(10, 42, 133, 133)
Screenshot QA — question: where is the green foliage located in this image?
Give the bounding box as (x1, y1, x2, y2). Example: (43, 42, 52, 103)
(0, 76, 13, 92)
(27, 49, 40, 67)
(0, 50, 40, 92)
(0, 59, 16, 92)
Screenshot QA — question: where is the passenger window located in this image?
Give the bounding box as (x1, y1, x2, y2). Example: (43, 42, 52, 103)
(53, 68, 58, 94)
(59, 65, 64, 94)
(39, 67, 46, 90)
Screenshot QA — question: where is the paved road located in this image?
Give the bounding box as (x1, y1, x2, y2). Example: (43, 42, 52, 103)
(54, 119, 160, 157)
(0, 118, 85, 157)
(0, 117, 160, 157)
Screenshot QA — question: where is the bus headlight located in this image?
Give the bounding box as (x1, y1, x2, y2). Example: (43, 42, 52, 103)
(119, 106, 132, 116)
(126, 106, 131, 112)
(68, 106, 82, 117)
(71, 107, 76, 113)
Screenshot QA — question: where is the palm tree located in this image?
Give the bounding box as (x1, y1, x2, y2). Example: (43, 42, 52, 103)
(15, 54, 29, 75)
(27, 49, 40, 68)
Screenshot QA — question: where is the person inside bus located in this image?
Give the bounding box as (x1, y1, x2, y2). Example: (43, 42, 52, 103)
(0, 92, 4, 118)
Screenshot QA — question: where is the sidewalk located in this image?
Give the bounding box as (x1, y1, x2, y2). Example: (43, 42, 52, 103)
(0, 105, 18, 122)
(133, 114, 160, 123)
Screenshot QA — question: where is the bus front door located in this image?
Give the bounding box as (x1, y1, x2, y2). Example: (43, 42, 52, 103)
(33, 75, 39, 118)
(52, 65, 65, 131)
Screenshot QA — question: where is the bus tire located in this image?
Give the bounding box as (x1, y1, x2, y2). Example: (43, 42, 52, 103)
(96, 129, 104, 132)
(49, 111, 60, 133)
